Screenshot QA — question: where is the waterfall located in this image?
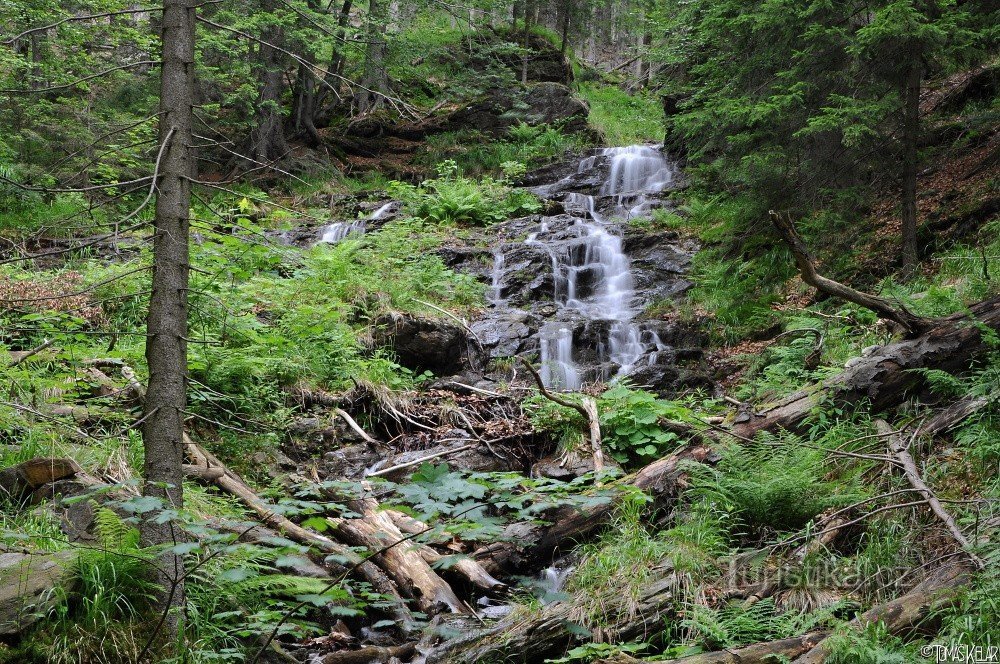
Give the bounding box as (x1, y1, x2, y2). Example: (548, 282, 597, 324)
(317, 201, 396, 245)
(534, 146, 675, 389)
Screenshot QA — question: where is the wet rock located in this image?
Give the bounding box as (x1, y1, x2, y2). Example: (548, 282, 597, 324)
(532, 447, 617, 480)
(470, 309, 539, 357)
(372, 312, 481, 376)
(321, 444, 381, 479)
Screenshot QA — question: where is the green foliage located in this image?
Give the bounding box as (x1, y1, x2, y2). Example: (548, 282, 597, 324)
(545, 641, 648, 663)
(681, 598, 835, 651)
(688, 437, 864, 537)
(380, 462, 617, 542)
(417, 125, 588, 179)
(390, 161, 541, 226)
(824, 621, 919, 664)
(577, 83, 664, 145)
(597, 385, 694, 466)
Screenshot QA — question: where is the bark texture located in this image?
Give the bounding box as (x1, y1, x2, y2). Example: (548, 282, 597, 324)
(141, 0, 196, 627)
(427, 570, 680, 663)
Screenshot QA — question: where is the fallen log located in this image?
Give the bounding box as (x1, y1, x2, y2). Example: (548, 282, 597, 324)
(603, 631, 829, 664)
(383, 510, 505, 592)
(731, 294, 1000, 439)
(327, 493, 469, 615)
(426, 567, 681, 664)
(473, 444, 716, 575)
(321, 643, 416, 664)
(792, 562, 971, 663)
(181, 438, 415, 626)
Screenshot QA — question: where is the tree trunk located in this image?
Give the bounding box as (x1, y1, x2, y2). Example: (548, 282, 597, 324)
(250, 0, 290, 163)
(559, 0, 571, 55)
(141, 0, 196, 637)
(323, 0, 354, 101)
(427, 569, 681, 663)
(731, 295, 1000, 440)
(292, 62, 321, 146)
(900, 46, 922, 278)
(357, 0, 389, 113)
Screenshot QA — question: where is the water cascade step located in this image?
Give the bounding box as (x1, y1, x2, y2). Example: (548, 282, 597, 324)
(317, 201, 396, 244)
(496, 145, 678, 388)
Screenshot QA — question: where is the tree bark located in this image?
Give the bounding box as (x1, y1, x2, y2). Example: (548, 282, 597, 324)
(559, 0, 571, 55)
(141, 0, 197, 637)
(730, 295, 1000, 440)
(900, 46, 922, 278)
(791, 563, 970, 663)
(357, 0, 389, 113)
(427, 568, 680, 663)
(327, 493, 470, 615)
(323, 0, 354, 100)
(250, 0, 290, 163)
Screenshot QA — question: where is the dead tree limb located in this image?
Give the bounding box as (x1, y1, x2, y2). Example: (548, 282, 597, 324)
(769, 212, 932, 336)
(520, 357, 604, 476)
(731, 294, 1000, 439)
(426, 568, 681, 664)
(181, 437, 414, 624)
(327, 491, 470, 615)
(383, 510, 505, 591)
(605, 631, 829, 664)
(916, 396, 991, 438)
(876, 420, 984, 569)
(792, 562, 971, 663)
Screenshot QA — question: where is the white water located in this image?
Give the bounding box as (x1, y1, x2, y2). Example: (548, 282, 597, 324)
(318, 201, 395, 244)
(534, 146, 675, 388)
(538, 564, 575, 603)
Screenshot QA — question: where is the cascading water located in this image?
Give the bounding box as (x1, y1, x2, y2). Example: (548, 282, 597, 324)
(524, 145, 676, 388)
(317, 201, 395, 245)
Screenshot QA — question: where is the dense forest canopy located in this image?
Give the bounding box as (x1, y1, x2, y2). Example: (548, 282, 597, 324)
(0, 0, 998, 662)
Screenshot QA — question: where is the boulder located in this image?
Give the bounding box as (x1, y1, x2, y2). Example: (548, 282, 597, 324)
(523, 83, 589, 133)
(0, 550, 76, 636)
(0, 458, 82, 503)
(373, 312, 481, 376)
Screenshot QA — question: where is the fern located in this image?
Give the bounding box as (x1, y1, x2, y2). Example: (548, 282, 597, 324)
(92, 506, 139, 551)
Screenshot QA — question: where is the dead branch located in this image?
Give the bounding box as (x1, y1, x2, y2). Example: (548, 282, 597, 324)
(791, 562, 971, 663)
(181, 437, 414, 624)
(366, 444, 477, 478)
(876, 420, 984, 569)
(327, 489, 470, 615)
(333, 408, 379, 445)
(519, 357, 603, 475)
(769, 211, 932, 335)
